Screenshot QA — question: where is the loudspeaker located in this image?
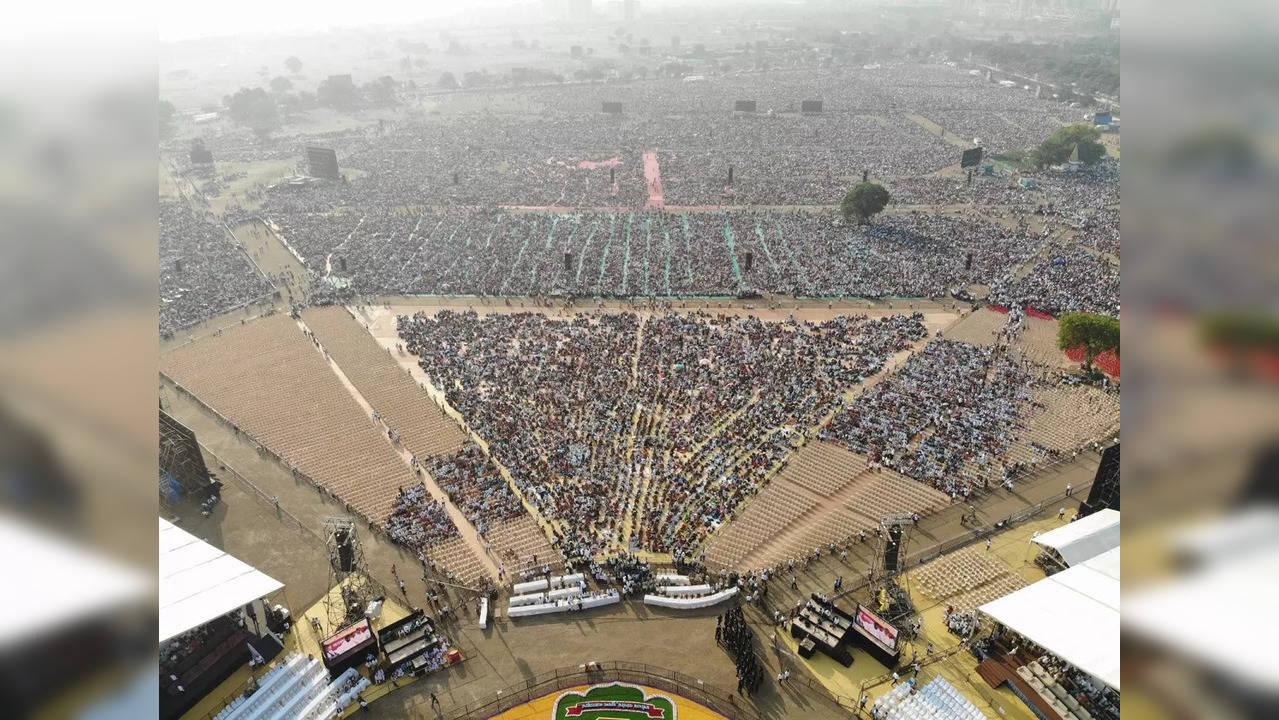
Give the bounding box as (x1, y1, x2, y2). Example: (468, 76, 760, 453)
(339, 257, 347, 272)
(965, 253, 972, 271)
(174, 259, 183, 273)
(1080, 443, 1120, 517)
(452, 172, 459, 185)
(745, 252, 753, 271)
(336, 528, 355, 571)
(610, 167, 615, 183)
(564, 253, 571, 271)
(884, 524, 903, 570)
(863, 170, 869, 183)
(727, 166, 734, 184)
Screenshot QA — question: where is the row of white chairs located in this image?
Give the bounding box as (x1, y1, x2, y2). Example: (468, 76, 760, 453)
(642, 587, 738, 610)
(509, 583, 586, 607)
(507, 590, 621, 618)
(872, 678, 986, 720)
(512, 572, 585, 595)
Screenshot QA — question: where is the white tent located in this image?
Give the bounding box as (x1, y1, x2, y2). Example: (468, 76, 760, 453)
(159, 518, 283, 643)
(980, 547, 1120, 690)
(1031, 509, 1120, 566)
(0, 515, 148, 649)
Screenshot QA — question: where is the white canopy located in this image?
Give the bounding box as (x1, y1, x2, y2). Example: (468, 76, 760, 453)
(159, 517, 283, 643)
(0, 515, 148, 649)
(1031, 509, 1120, 566)
(980, 547, 1120, 690)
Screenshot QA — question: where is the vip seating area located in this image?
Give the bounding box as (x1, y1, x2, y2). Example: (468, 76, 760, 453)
(161, 314, 415, 522)
(300, 306, 467, 460)
(213, 654, 369, 720)
(872, 677, 986, 720)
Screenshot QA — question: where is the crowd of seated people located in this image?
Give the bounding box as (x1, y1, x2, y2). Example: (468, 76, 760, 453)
(270, 204, 1049, 304)
(385, 483, 460, 553)
(427, 442, 526, 536)
(160, 199, 273, 334)
(989, 243, 1120, 316)
(397, 309, 928, 559)
(820, 339, 1036, 494)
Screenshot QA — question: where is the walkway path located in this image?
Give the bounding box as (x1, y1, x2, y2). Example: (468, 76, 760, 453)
(643, 151, 664, 208)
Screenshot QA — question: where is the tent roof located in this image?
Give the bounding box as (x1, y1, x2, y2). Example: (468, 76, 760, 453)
(0, 516, 148, 648)
(1031, 509, 1120, 566)
(1126, 542, 1279, 692)
(980, 547, 1120, 690)
(159, 517, 283, 643)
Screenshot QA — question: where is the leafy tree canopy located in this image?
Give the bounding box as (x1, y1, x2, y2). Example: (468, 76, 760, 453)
(1033, 123, 1105, 168)
(840, 182, 891, 223)
(1058, 312, 1119, 368)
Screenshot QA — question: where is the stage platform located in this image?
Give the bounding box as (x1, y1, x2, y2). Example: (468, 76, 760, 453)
(180, 577, 445, 719)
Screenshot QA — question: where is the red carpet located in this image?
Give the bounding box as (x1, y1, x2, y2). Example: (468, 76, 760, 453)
(1065, 346, 1120, 377)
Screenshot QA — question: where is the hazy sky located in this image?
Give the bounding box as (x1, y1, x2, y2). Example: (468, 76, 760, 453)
(158, 0, 491, 42)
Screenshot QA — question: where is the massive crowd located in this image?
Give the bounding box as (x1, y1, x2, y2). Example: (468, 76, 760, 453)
(160, 65, 1121, 331)
(269, 207, 1048, 302)
(385, 483, 459, 552)
(395, 309, 927, 558)
(820, 339, 1036, 494)
(159, 199, 273, 334)
(426, 442, 526, 535)
(989, 243, 1120, 316)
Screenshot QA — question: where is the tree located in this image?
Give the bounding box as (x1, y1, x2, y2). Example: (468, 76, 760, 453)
(840, 182, 891, 223)
(223, 87, 280, 138)
(317, 74, 361, 110)
(362, 76, 397, 105)
(285, 56, 303, 75)
(438, 72, 459, 90)
(1032, 124, 1105, 168)
(1057, 312, 1119, 370)
(269, 76, 293, 94)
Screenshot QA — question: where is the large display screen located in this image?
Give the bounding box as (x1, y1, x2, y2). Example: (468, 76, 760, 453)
(960, 147, 984, 168)
(321, 618, 374, 664)
(734, 100, 757, 112)
(855, 604, 899, 653)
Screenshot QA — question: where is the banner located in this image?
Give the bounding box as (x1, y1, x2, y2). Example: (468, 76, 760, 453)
(321, 618, 374, 663)
(855, 604, 899, 652)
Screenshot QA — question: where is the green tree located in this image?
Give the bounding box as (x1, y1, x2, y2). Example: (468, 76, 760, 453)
(438, 72, 459, 90)
(224, 87, 280, 139)
(285, 56, 303, 75)
(1032, 124, 1105, 168)
(1057, 312, 1119, 370)
(840, 182, 891, 223)
(316, 75, 360, 110)
(269, 76, 293, 94)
